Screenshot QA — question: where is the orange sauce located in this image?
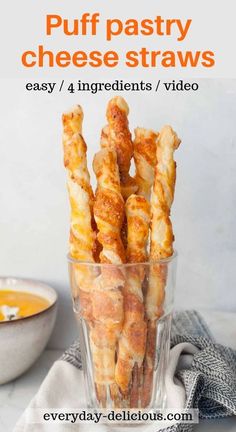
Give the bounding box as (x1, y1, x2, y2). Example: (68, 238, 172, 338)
(0, 290, 50, 321)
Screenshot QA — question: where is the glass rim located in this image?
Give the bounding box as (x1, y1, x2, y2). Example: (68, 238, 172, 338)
(67, 250, 177, 267)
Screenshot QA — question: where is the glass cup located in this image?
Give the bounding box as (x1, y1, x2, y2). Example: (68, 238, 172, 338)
(68, 253, 177, 410)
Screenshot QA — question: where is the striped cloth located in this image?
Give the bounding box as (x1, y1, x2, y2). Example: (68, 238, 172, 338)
(61, 310, 236, 432)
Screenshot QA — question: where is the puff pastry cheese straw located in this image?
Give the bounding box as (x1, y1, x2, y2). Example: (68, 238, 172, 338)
(142, 125, 181, 407)
(62, 106, 95, 322)
(115, 195, 150, 403)
(134, 128, 158, 200)
(102, 96, 138, 200)
(62, 105, 84, 137)
(150, 125, 180, 262)
(92, 148, 126, 406)
(100, 124, 110, 149)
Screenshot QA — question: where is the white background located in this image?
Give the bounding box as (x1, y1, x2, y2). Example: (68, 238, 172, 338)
(0, 0, 236, 349)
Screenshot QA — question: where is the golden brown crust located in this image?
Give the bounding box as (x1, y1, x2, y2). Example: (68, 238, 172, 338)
(134, 128, 158, 200)
(62, 105, 84, 136)
(62, 105, 101, 262)
(62, 108, 96, 303)
(102, 97, 138, 199)
(100, 124, 110, 149)
(64, 134, 94, 213)
(94, 190, 124, 232)
(92, 148, 126, 406)
(150, 125, 180, 261)
(62, 106, 95, 263)
(62, 107, 101, 407)
(93, 149, 126, 264)
(130, 363, 143, 408)
(120, 175, 138, 201)
(115, 195, 150, 396)
(126, 195, 151, 263)
(142, 125, 181, 407)
(141, 321, 156, 407)
(78, 289, 93, 322)
(106, 97, 132, 175)
(92, 289, 123, 324)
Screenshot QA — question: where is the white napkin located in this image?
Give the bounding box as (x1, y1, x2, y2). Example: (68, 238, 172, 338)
(14, 310, 236, 432)
(13, 342, 199, 432)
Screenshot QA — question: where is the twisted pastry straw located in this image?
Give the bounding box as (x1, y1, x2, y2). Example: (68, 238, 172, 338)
(102, 96, 138, 200)
(100, 124, 110, 149)
(62, 106, 95, 322)
(134, 128, 158, 200)
(102, 97, 138, 252)
(92, 148, 126, 407)
(63, 105, 84, 136)
(142, 125, 181, 407)
(115, 195, 150, 406)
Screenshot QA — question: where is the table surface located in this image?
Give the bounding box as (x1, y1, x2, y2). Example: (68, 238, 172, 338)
(0, 350, 235, 432)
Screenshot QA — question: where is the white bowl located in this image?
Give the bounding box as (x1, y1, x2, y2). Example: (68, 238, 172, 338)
(0, 277, 57, 385)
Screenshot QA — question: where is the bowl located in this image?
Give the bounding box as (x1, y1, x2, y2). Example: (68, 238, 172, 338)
(0, 277, 57, 385)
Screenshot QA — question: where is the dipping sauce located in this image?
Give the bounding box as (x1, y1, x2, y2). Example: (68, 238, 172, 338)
(0, 290, 50, 321)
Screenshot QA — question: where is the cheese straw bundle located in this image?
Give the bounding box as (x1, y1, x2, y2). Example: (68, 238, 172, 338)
(62, 97, 181, 408)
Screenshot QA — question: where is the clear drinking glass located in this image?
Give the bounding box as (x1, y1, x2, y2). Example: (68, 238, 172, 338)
(68, 253, 177, 410)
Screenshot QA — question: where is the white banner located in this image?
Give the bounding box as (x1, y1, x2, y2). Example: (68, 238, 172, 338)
(1, 0, 235, 78)
(25, 408, 199, 427)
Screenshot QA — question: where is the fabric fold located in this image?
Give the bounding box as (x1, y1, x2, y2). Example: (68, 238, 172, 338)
(14, 310, 236, 432)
